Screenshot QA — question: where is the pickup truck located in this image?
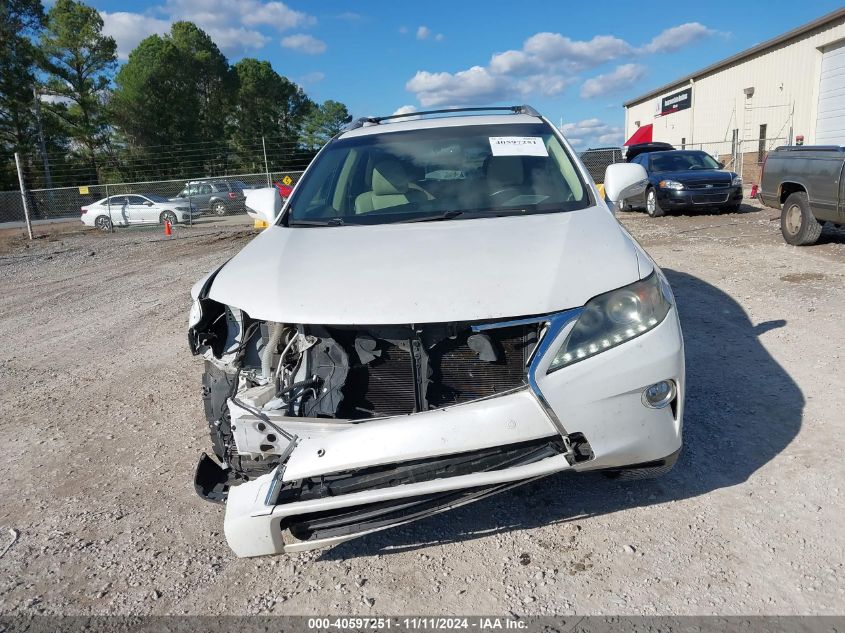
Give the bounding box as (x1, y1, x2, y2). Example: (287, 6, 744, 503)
(759, 145, 845, 245)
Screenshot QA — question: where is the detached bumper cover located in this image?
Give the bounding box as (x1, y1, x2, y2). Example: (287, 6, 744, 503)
(220, 309, 684, 557)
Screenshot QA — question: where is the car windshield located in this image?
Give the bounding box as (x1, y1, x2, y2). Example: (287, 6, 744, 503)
(286, 122, 590, 226)
(650, 151, 720, 172)
(145, 194, 168, 202)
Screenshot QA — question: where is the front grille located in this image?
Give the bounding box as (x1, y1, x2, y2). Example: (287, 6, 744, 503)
(686, 180, 731, 190)
(691, 193, 729, 204)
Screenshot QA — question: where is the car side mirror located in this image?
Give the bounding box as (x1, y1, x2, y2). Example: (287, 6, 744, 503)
(245, 186, 282, 224)
(145, 201, 154, 206)
(603, 163, 649, 213)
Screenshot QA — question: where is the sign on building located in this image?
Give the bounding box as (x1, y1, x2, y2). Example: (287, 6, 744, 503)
(659, 88, 692, 116)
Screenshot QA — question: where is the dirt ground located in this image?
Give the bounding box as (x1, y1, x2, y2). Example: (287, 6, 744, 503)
(0, 201, 843, 616)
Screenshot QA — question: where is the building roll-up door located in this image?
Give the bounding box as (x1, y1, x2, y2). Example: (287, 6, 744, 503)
(815, 40, 845, 146)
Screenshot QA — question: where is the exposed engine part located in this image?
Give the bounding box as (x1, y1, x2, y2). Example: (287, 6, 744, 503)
(191, 306, 543, 481)
(261, 322, 285, 380)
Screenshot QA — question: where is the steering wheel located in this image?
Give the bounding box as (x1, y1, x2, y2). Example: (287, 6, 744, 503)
(488, 187, 521, 199)
(408, 182, 435, 200)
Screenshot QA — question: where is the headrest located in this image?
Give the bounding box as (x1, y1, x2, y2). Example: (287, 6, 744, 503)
(486, 156, 524, 186)
(372, 161, 411, 195)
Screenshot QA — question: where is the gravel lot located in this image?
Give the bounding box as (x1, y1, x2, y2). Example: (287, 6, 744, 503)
(0, 202, 843, 616)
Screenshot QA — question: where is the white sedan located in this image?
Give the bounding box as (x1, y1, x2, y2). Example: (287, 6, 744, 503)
(81, 194, 201, 231)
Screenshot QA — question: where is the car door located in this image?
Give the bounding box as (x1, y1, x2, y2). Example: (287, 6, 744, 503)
(106, 196, 129, 225)
(197, 183, 213, 208)
(125, 195, 153, 223)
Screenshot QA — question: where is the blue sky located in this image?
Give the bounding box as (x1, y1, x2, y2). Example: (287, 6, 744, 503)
(91, 0, 845, 147)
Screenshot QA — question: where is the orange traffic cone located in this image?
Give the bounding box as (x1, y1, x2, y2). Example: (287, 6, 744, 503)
(164, 220, 172, 236)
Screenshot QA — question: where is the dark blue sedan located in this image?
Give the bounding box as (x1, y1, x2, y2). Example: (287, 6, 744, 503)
(621, 150, 743, 217)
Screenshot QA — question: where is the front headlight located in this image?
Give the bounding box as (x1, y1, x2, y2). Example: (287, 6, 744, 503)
(659, 180, 684, 190)
(548, 272, 672, 372)
(188, 299, 202, 327)
(731, 176, 742, 187)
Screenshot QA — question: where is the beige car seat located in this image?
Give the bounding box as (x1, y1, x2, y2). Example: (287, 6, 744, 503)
(355, 161, 427, 214)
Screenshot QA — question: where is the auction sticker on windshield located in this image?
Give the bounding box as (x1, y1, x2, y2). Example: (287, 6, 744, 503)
(489, 136, 548, 157)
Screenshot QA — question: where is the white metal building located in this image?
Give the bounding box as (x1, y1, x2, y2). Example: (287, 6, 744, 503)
(623, 8, 845, 182)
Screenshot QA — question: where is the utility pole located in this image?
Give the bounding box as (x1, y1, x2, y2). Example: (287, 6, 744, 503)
(32, 87, 54, 189)
(14, 152, 34, 240)
(262, 136, 271, 187)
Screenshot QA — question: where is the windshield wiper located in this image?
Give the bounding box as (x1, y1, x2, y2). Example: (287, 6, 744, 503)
(288, 217, 346, 227)
(393, 210, 466, 223)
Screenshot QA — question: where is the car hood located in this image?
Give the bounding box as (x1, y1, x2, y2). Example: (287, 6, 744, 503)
(652, 169, 734, 184)
(207, 207, 645, 324)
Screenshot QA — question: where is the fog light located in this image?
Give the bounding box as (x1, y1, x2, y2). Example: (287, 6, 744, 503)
(642, 380, 676, 409)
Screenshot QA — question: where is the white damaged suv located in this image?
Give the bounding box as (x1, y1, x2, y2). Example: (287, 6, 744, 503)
(188, 105, 684, 557)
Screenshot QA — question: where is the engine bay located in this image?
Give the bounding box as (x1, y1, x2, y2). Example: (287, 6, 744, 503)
(189, 299, 543, 484)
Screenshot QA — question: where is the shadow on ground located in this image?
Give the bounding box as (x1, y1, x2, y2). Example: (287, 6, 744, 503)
(320, 269, 803, 559)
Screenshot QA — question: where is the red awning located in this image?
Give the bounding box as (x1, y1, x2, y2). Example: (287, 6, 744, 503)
(624, 124, 653, 146)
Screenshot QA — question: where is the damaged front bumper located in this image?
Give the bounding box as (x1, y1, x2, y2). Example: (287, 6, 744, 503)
(195, 306, 684, 557)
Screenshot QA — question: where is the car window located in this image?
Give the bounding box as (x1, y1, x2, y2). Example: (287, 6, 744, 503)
(126, 195, 147, 205)
(107, 196, 127, 205)
(199, 184, 213, 195)
(650, 151, 720, 172)
(212, 182, 229, 192)
(287, 122, 591, 226)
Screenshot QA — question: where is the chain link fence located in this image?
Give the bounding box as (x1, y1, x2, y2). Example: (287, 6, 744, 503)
(0, 169, 304, 225)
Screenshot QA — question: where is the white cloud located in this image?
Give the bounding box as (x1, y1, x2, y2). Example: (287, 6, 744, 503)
(391, 105, 420, 120)
(523, 32, 633, 67)
(101, 0, 316, 59)
(39, 94, 72, 105)
(641, 22, 714, 54)
(580, 63, 647, 98)
(416, 25, 444, 41)
(100, 12, 171, 60)
(560, 118, 624, 148)
(393, 105, 420, 121)
(281, 33, 326, 54)
(405, 23, 716, 107)
(406, 66, 509, 107)
(240, 0, 314, 28)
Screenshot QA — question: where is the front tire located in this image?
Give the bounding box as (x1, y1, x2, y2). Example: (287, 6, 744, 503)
(94, 215, 112, 232)
(781, 192, 822, 246)
(645, 188, 665, 217)
(212, 202, 227, 216)
(160, 210, 178, 226)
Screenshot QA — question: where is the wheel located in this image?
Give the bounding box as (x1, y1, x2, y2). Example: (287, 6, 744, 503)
(618, 198, 631, 212)
(212, 201, 227, 216)
(781, 192, 822, 246)
(94, 215, 112, 232)
(645, 188, 665, 217)
(160, 210, 178, 226)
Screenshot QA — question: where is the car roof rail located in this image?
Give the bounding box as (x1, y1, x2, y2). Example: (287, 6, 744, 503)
(343, 104, 542, 131)
(773, 145, 845, 152)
